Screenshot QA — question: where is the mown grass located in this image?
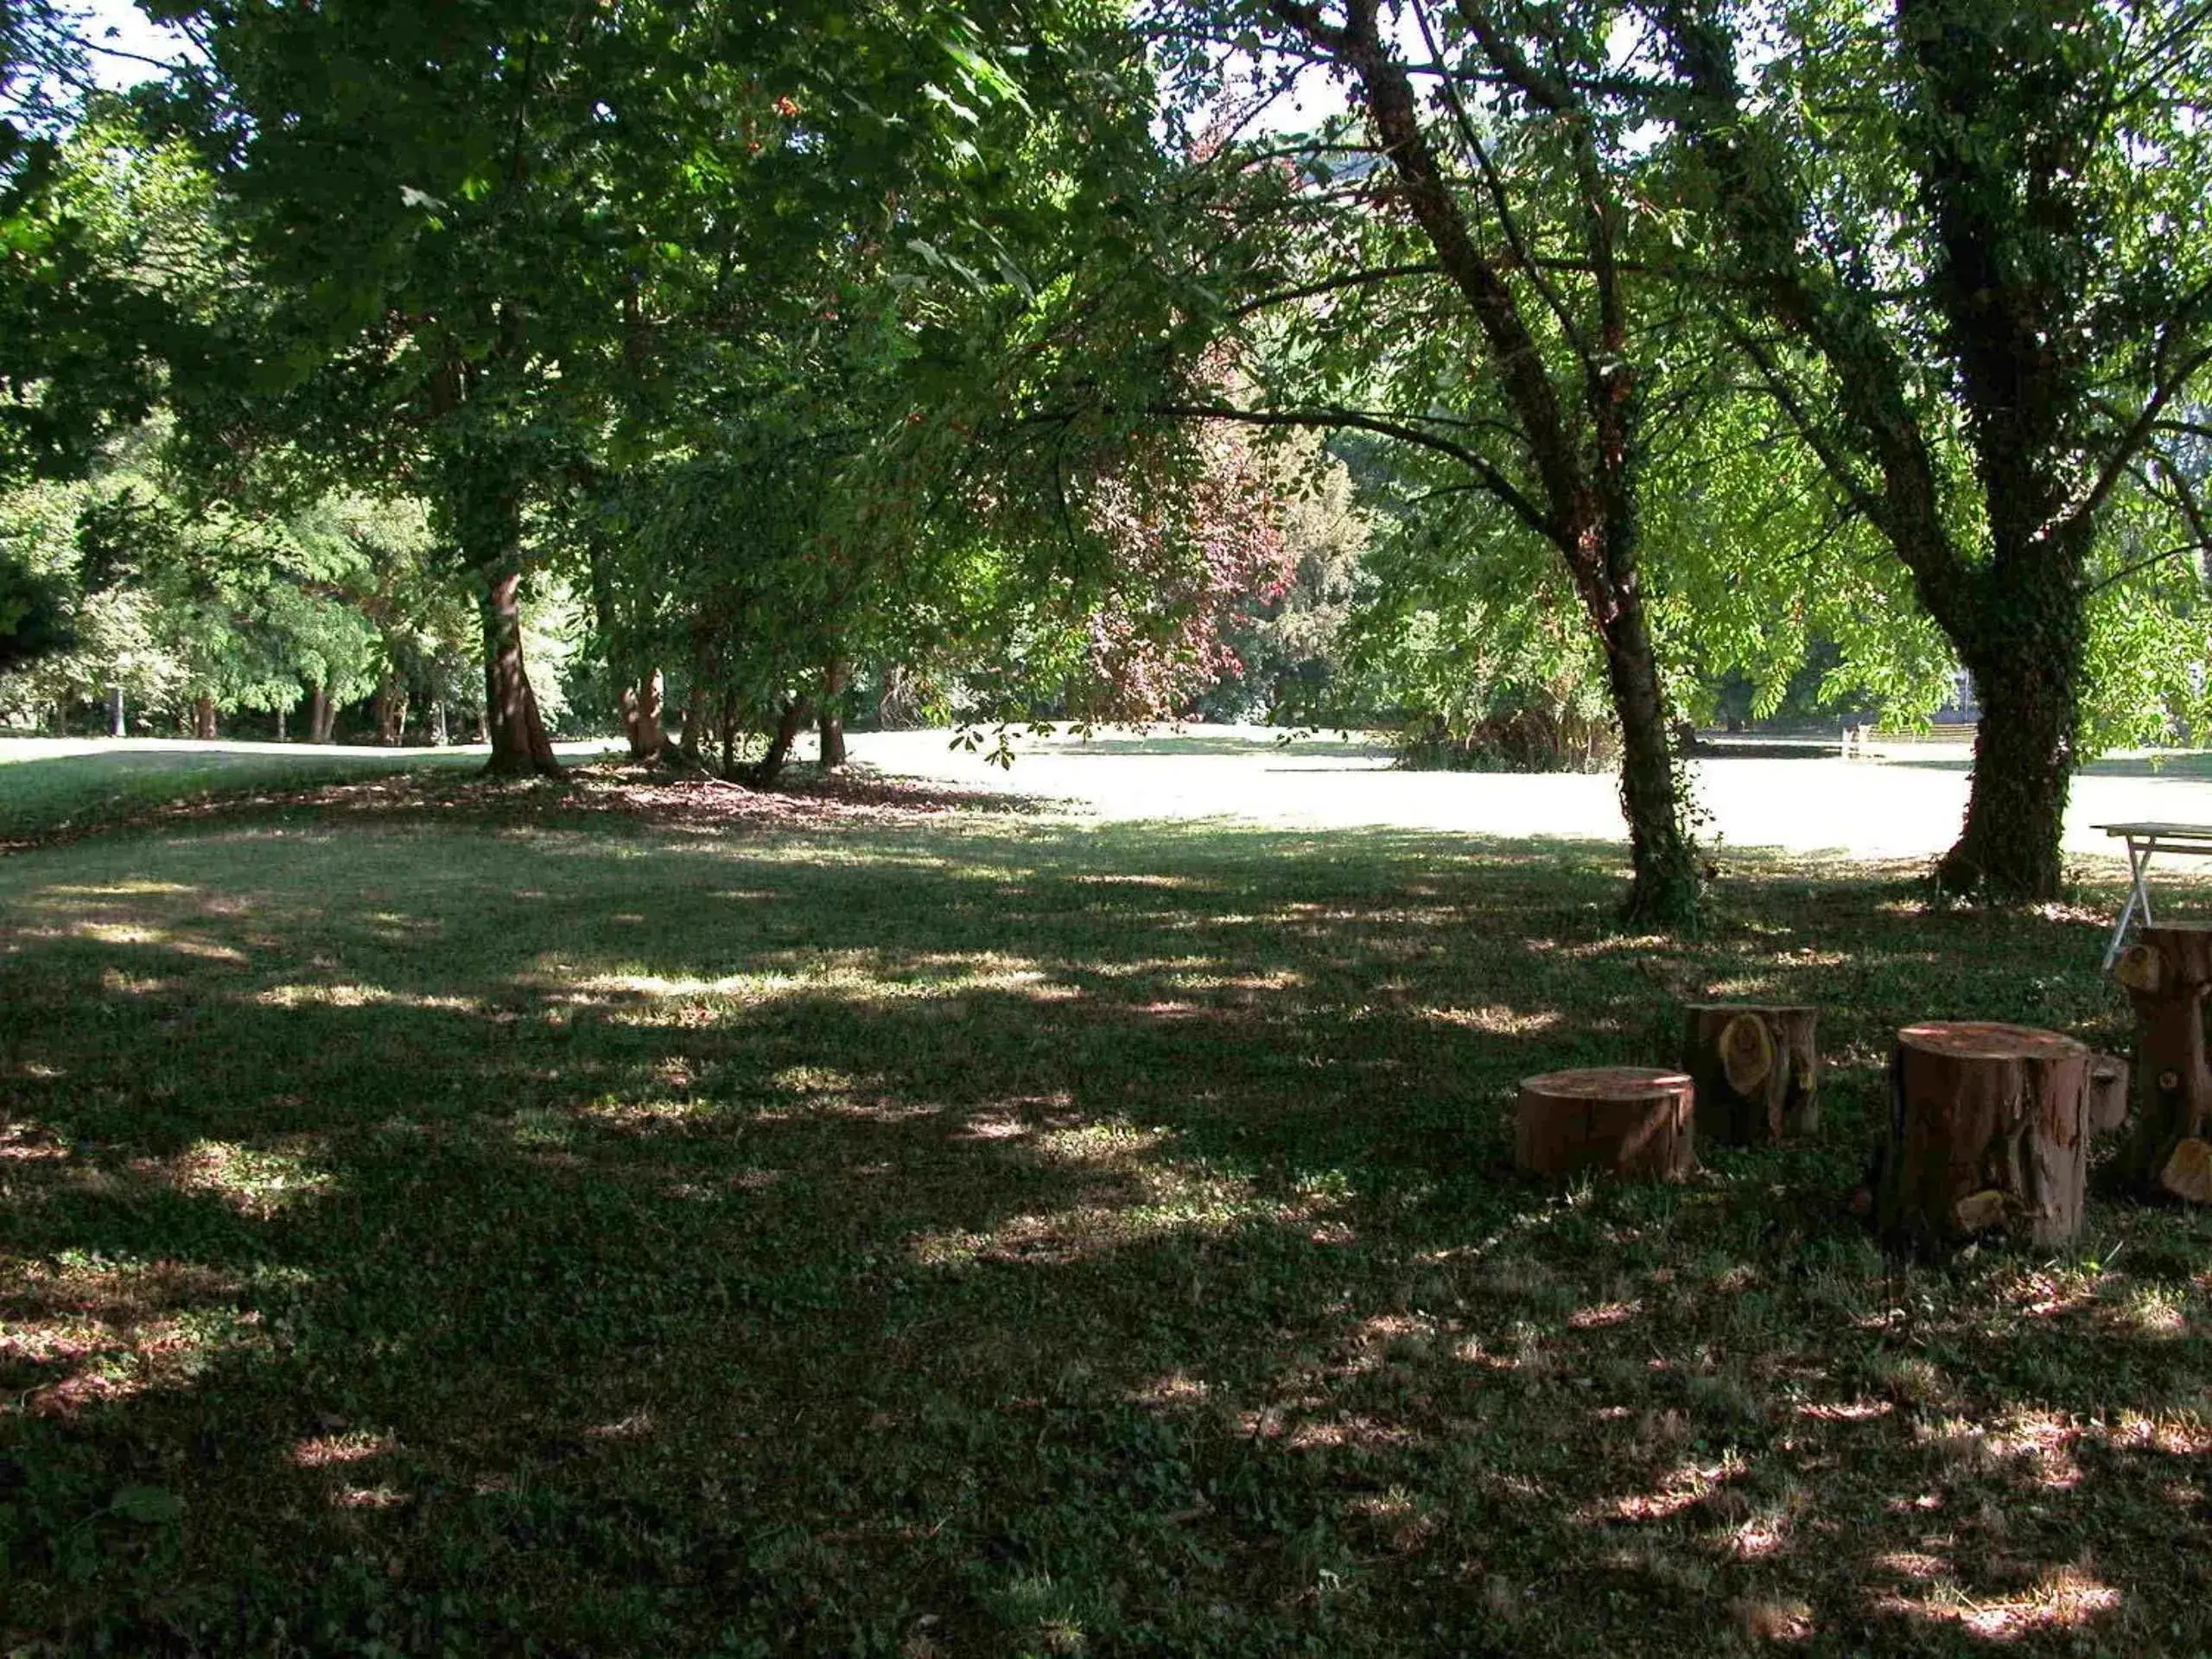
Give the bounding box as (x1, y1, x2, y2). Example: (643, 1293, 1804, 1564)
(0, 742, 490, 848)
(1, 766, 2208, 1655)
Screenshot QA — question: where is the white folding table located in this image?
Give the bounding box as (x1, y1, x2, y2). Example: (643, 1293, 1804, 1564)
(2096, 822, 2212, 969)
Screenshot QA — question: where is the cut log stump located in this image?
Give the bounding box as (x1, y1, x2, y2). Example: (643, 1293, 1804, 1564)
(2086, 1054, 2132, 1135)
(1679, 1004, 1819, 1145)
(2113, 922, 2212, 1202)
(1516, 1067, 1696, 1182)
(1875, 1022, 2090, 1249)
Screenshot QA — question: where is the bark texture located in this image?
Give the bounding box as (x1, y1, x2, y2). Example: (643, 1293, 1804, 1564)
(480, 568, 561, 778)
(819, 659, 849, 770)
(1875, 1021, 2089, 1249)
(1516, 1067, 1696, 1182)
(622, 669, 667, 760)
(751, 698, 813, 786)
(2113, 924, 2212, 1201)
(1680, 1004, 1819, 1145)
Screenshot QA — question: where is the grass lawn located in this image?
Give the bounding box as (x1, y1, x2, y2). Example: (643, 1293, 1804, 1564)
(0, 742, 494, 849)
(2, 765, 2208, 1654)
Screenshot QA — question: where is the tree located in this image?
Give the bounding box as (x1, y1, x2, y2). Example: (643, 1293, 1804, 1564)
(1152, 0, 1713, 923)
(1653, 0, 2212, 898)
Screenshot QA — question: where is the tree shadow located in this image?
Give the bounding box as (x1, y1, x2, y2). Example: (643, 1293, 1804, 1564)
(0, 798, 2202, 1651)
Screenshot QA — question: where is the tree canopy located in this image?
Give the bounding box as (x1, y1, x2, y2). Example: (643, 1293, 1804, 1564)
(2, 0, 2209, 915)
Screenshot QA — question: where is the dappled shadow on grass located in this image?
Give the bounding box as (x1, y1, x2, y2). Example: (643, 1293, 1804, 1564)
(0, 790, 2208, 1652)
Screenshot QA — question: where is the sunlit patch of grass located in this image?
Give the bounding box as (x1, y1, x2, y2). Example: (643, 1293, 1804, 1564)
(251, 982, 480, 1012)
(1, 1255, 276, 1420)
(290, 1430, 397, 1468)
(143, 1138, 335, 1218)
(1875, 1560, 2120, 1638)
(1426, 1002, 1563, 1035)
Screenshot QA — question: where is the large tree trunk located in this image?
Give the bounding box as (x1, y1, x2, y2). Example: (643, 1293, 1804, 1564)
(374, 671, 404, 746)
(480, 568, 561, 778)
(1595, 575, 1700, 926)
(193, 695, 218, 741)
(751, 698, 813, 786)
(1935, 577, 2084, 900)
(622, 668, 667, 760)
(107, 685, 124, 738)
(309, 683, 335, 744)
(818, 658, 849, 769)
(680, 679, 706, 762)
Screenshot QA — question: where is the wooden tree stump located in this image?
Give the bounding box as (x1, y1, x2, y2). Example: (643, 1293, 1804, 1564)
(1679, 1004, 1819, 1145)
(1875, 1022, 2090, 1249)
(2113, 922, 2212, 1201)
(2086, 1053, 2132, 1135)
(1516, 1067, 1696, 1182)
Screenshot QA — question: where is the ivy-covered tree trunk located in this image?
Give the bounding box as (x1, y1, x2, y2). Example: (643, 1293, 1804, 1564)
(480, 568, 561, 778)
(1936, 562, 2086, 899)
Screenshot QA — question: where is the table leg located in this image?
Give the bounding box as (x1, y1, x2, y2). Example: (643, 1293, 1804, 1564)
(2103, 839, 2156, 970)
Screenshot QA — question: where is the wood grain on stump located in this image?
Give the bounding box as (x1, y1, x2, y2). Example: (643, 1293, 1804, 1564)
(1516, 1067, 1696, 1182)
(2086, 1054, 2132, 1135)
(2113, 922, 2212, 1202)
(1876, 1022, 2089, 1249)
(1679, 1004, 1819, 1146)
